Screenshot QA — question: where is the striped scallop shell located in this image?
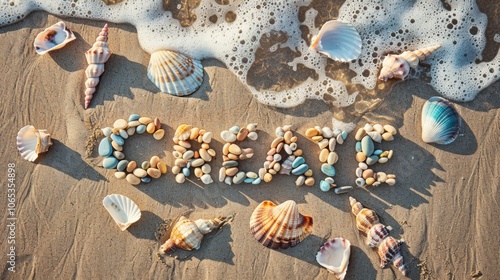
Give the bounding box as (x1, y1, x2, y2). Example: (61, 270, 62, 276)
(421, 96, 460, 144)
(316, 238, 351, 279)
(250, 200, 313, 249)
(16, 125, 53, 162)
(148, 50, 204, 96)
(34, 21, 76, 55)
(377, 236, 406, 275)
(102, 194, 141, 231)
(366, 223, 391, 248)
(310, 20, 362, 62)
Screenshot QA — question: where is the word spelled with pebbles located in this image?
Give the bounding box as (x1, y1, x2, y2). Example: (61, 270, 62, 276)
(98, 115, 167, 185)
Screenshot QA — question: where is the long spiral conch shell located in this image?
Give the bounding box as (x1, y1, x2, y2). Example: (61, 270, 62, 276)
(84, 24, 111, 109)
(377, 236, 407, 276)
(349, 197, 390, 248)
(379, 45, 441, 81)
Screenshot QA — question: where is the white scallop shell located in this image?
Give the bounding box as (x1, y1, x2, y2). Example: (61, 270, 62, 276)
(310, 20, 362, 62)
(147, 50, 204, 96)
(16, 125, 53, 162)
(102, 194, 141, 231)
(34, 21, 76, 55)
(316, 237, 351, 279)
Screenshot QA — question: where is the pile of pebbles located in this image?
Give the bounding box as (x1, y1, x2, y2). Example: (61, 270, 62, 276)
(258, 125, 314, 187)
(305, 126, 352, 194)
(171, 124, 216, 185)
(354, 123, 397, 187)
(98, 114, 167, 185)
(219, 124, 259, 185)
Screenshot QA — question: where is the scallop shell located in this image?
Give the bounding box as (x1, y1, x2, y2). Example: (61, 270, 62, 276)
(316, 238, 351, 279)
(310, 20, 362, 62)
(16, 125, 53, 162)
(102, 194, 141, 231)
(84, 24, 111, 109)
(148, 50, 204, 96)
(250, 200, 313, 249)
(421, 96, 460, 144)
(174, 124, 192, 141)
(378, 236, 407, 275)
(34, 21, 76, 55)
(379, 45, 441, 81)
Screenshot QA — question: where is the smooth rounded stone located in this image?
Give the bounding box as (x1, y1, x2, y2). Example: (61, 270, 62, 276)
(258, 168, 267, 180)
(282, 125, 292, 132)
(304, 169, 313, 177)
(111, 141, 122, 152)
(113, 119, 128, 130)
(176, 141, 191, 149)
(385, 178, 396, 186)
(292, 156, 305, 168)
(171, 165, 181, 175)
(283, 144, 293, 155)
(356, 152, 367, 162)
(153, 129, 165, 140)
(246, 123, 257, 132)
(222, 160, 239, 168)
(233, 171, 246, 184)
(263, 161, 271, 169)
(273, 162, 281, 172)
(368, 131, 382, 143)
(208, 148, 216, 157)
(362, 169, 374, 179)
(113, 151, 125, 160)
(387, 174, 396, 179)
(289, 142, 298, 151)
(175, 158, 187, 167)
(102, 127, 112, 137)
(382, 132, 394, 141)
(322, 127, 334, 138)
(364, 123, 373, 132)
(275, 127, 285, 137)
(126, 127, 135, 136)
(182, 167, 190, 177)
(366, 177, 376, 185)
(321, 164, 336, 177)
(273, 153, 282, 162)
(268, 168, 277, 175)
(304, 177, 315, 187)
(188, 127, 199, 140)
(373, 149, 383, 156)
(372, 181, 381, 187)
(191, 158, 205, 168)
(358, 162, 368, 170)
(325, 177, 335, 184)
(98, 138, 113, 157)
(292, 163, 309, 175)
(228, 125, 240, 134)
(221, 130, 237, 142)
(334, 186, 353, 195)
(147, 168, 161, 179)
(388, 150, 394, 159)
(336, 134, 344, 145)
(327, 152, 339, 165)
(246, 172, 258, 179)
(361, 135, 374, 156)
(341, 131, 348, 140)
(117, 160, 129, 172)
(355, 128, 366, 141)
(103, 156, 118, 169)
(305, 127, 319, 138)
(318, 139, 329, 150)
(114, 171, 126, 179)
(282, 131, 292, 144)
(222, 176, 231, 185)
(225, 167, 239, 177)
(141, 176, 152, 183)
(366, 155, 379, 166)
(263, 172, 273, 182)
(119, 129, 129, 139)
(194, 167, 204, 178)
(271, 137, 284, 148)
(244, 177, 255, 183)
(126, 161, 137, 172)
(138, 117, 152, 125)
(219, 167, 226, 182)
(152, 118, 161, 130)
(202, 132, 212, 143)
(319, 148, 329, 163)
(157, 161, 167, 174)
(237, 128, 249, 141)
(356, 168, 363, 178)
(326, 139, 335, 153)
(110, 134, 124, 146)
(172, 151, 182, 159)
(183, 150, 194, 160)
(276, 142, 284, 153)
(384, 124, 397, 135)
(320, 180, 332, 192)
(377, 172, 387, 183)
(228, 153, 240, 160)
(128, 120, 141, 127)
(247, 131, 258, 141)
(201, 164, 211, 174)
(373, 124, 384, 134)
(252, 178, 262, 185)
(201, 174, 213, 184)
(133, 168, 147, 178)
(146, 122, 156, 134)
(175, 173, 186, 183)
(129, 114, 140, 121)
(355, 178, 366, 187)
(174, 145, 187, 154)
(355, 141, 362, 153)
(333, 128, 342, 137)
(295, 175, 305, 187)
(141, 161, 150, 170)
(228, 144, 242, 155)
(148, 156, 159, 169)
(136, 124, 146, 134)
(311, 135, 323, 142)
(126, 174, 141, 185)
(378, 157, 389, 164)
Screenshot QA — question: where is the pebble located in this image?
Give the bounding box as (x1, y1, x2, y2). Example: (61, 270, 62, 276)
(126, 174, 141, 185)
(237, 128, 249, 141)
(222, 160, 239, 168)
(139, 117, 152, 125)
(133, 168, 147, 178)
(182, 167, 190, 177)
(361, 136, 374, 156)
(292, 163, 309, 175)
(275, 127, 285, 137)
(110, 134, 124, 146)
(244, 178, 255, 184)
(355, 128, 366, 141)
(136, 124, 146, 134)
(126, 127, 135, 136)
(191, 158, 205, 168)
(368, 131, 382, 143)
(246, 172, 258, 179)
(247, 131, 258, 141)
(311, 135, 323, 142)
(141, 161, 150, 170)
(284, 144, 293, 155)
(328, 138, 336, 151)
(377, 172, 387, 183)
(183, 150, 194, 160)
(103, 157, 118, 169)
(388, 150, 394, 159)
(355, 178, 366, 187)
(171, 165, 181, 175)
(194, 167, 203, 178)
(356, 167, 363, 178)
(322, 127, 334, 138)
(318, 139, 329, 150)
(201, 164, 211, 174)
(221, 130, 236, 142)
(373, 149, 383, 156)
(336, 134, 344, 145)
(128, 120, 141, 127)
(378, 157, 389, 164)
(364, 123, 373, 132)
(157, 161, 167, 174)
(114, 171, 126, 179)
(304, 169, 313, 177)
(147, 122, 156, 134)
(153, 118, 161, 130)
(333, 128, 342, 137)
(276, 142, 284, 153)
(283, 130, 292, 144)
(113, 119, 128, 130)
(153, 129, 165, 140)
(387, 174, 396, 179)
(386, 178, 396, 186)
(362, 169, 374, 179)
(126, 161, 137, 172)
(229, 144, 242, 155)
(233, 171, 246, 184)
(111, 140, 122, 151)
(382, 132, 394, 141)
(219, 168, 226, 182)
(319, 149, 329, 162)
(189, 127, 200, 140)
(304, 177, 315, 187)
(358, 162, 368, 169)
(229, 126, 240, 134)
(113, 151, 125, 160)
(148, 156, 159, 168)
(271, 137, 283, 148)
(258, 168, 266, 180)
(202, 132, 212, 143)
(334, 186, 353, 194)
(373, 124, 384, 134)
(263, 173, 273, 182)
(305, 128, 319, 138)
(208, 148, 216, 157)
(98, 138, 113, 157)
(282, 125, 292, 132)
(293, 149, 302, 156)
(341, 131, 348, 140)
(201, 174, 213, 184)
(226, 167, 239, 177)
(327, 152, 339, 165)
(117, 160, 129, 171)
(175, 173, 186, 183)
(292, 156, 305, 168)
(295, 175, 305, 187)
(147, 168, 161, 179)
(273, 154, 282, 162)
(366, 155, 379, 165)
(355, 141, 362, 153)
(175, 159, 187, 167)
(321, 164, 336, 177)
(325, 177, 335, 184)
(356, 152, 367, 162)
(268, 169, 277, 175)
(224, 177, 232, 185)
(366, 177, 375, 185)
(383, 124, 397, 135)
(119, 129, 129, 139)
(320, 180, 332, 192)
(141, 176, 152, 183)
(247, 123, 258, 132)
(102, 127, 112, 137)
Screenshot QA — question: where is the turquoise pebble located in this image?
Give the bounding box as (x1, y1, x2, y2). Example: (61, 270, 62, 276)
(341, 130, 348, 140)
(103, 156, 118, 169)
(355, 141, 362, 152)
(366, 155, 379, 165)
(110, 134, 124, 146)
(141, 176, 152, 183)
(292, 156, 305, 168)
(320, 180, 331, 192)
(373, 149, 383, 156)
(361, 135, 374, 156)
(117, 160, 129, 172)
(244, 177, 255, 183)
(98, 138, 113, 157)
(136, 124, 146, 134)
(291, 163, 309, 175)
(182, 167, 190, 177)
(252, 178, 262, 185)
(129, 114, 140, 121)
(321, 163, 336, 177)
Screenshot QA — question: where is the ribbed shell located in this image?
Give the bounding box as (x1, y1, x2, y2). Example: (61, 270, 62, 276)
(16, 125, 53, 162)
(377, 236, 405, 275)
(310, 20, 362, 62)
(148, 50, 204, 96)
(84, 24, 111, 109)
(316, 238, 351, 279)
(34, 21, 76, 55)
(164, 216, 204, 251)
(421, 96, 460, 144)
(379, 45, 440, 81)
(250, 200, 313, 249)
(355, 208, 380, 234)
(102, 194, 141, 231)
(366, 223, 391, 247)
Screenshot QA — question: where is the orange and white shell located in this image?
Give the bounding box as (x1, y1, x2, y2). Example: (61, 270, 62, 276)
(173, 124, 192, 141)
(16, 125, 53, 162)
(379, 45, 441, 81)
(377, 236, 407, 275)
(366, 223, 391, 248)
(34, 21, 76, 55)
(250, 200, 313, 249)
(349, 197, 380, 234)
(84, 24, 111, 109)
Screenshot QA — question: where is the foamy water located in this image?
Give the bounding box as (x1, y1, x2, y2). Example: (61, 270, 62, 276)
(1, 0, 498, 110)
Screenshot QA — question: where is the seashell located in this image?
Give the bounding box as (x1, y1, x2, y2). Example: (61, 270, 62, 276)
(34, 21, 76, 55)
(84, 24, 111, 109)
(310, 20, 362, 62)
(250, 200, 313, 249)
(102, 194, 141, 231)
(379, 45, 441, 81)
(367, 131, 382, 143)
(174, 124, 192, 141)
(316, 238, 351, 279)
(16, 125, 53, 162)
(377, 236, 407, 275)
(366, 223, 391, 248)
(148, 50, 204, 96)
(421, 96, 460, 144)
(159, 216, 226, 253)
(349, 197, 380, 234)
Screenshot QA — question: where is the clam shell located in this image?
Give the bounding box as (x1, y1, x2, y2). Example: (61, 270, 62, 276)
(378, 236, 406, 275)
(421, 96, 460, 144)
(316, 238, 351, 279)
(310, 20, 362, 62)
(16, 125, 53, 162)
(34, 21, 76, 55)
(250, 200, 313, 249)
(102, 194, 141, 231)
(148, 50, 204, 96)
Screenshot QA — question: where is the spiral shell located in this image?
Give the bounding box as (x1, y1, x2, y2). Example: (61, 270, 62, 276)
(379, 45, 441, 81)
(355, 208, 380, 234)
(377, 236, 406, 275)
(84, 24, 111, 109)
(16, 125, 53, 162)
(34, 21, 76, 55)
(366, 223, 391, 248)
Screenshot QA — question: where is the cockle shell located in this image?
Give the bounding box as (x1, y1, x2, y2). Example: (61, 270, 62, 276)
(310, 20, 362, 62)
(16, 125, 53, 162)
(316, 238, 351, 279)
(173, 124, 192, 141)
(159, 216, 225, 254)
(34, 21, 76, 55)
(421, 96, 460, 144)
(250, 200, 313, 249)
(102, 194, 141, 231)
(379, 45, 441, 81)
(378, 236, 407, 275)
(148, 50, 204, 96)
(84, 24, 111, 109)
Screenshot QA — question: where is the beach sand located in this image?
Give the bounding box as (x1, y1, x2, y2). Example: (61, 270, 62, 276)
(0, 6, 499, 280)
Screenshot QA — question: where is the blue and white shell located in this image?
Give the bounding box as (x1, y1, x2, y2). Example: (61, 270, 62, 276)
(421, 96, 460, 145)
(310, 20, 362, 62)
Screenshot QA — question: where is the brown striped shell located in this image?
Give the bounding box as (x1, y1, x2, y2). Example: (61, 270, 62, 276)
(366, 223, 391, 248)
(377, 236, 406, 275)
(250, 200, 313, 249)
(355, 208, 380, 234)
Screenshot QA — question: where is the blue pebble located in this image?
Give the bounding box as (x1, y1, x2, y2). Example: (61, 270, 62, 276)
(117, 160, 129, 172)
(110, 134, 125, 146)
(366, 155, 379, 165)
(321, 163, 336, 177)
(373, 149, 383, 156)
(361, 135, 374, 156)
(182, 167, 190, 177)
(252, 178, 262, 185)
(103, 156, 118, 169)
(292, 156, 305, 168)
(129, 114, 140, 121)
(244, 177, 255, 184)
(341, 130, 348, 140)
(320, 180, 332, 192)
(141, 176, 152, 183)
(136, 125, 146, 134)
(98, 138, 113, 157)
(355, 141, 362, 153)
(291, 163, 309, 175)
